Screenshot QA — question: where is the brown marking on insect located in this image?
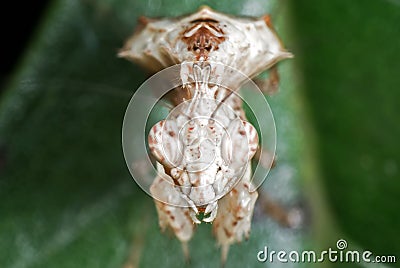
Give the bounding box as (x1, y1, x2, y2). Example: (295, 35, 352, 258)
(267, 65, 280, 93)
(148, 135, 155, 145)
(223, 227, 232, 238)
(261, 15, 287, 48)
(236, 215, 244, 220)
(197, 206, 207, 213)
(213, 88, 220, 99)
(156, 154, 165, 163)
(171, 177, 182, 186)
(163, 166, 173, 178)
(132, 16, 154, 34)
(254, 65, 281, 95)
(164, 86, 192, 106)
(189, 18, 219, 24)
(190, 176, 200, 186)
(181, 20, 225, 60)
(263, 15, 273, 29)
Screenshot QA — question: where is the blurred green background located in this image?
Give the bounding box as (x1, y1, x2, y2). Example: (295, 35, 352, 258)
(0, 0, 399, 267)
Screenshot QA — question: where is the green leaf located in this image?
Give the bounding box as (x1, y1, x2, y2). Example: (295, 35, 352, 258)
(289, 0, 400, 261)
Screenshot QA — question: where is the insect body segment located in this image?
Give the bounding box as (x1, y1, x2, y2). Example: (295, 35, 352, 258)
(119, 6, 292, 76)
(120, 5, 292, 263)
(148, 63, 258, 224)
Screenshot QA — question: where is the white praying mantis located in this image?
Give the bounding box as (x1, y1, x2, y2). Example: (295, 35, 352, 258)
(119, 6, 293, 265)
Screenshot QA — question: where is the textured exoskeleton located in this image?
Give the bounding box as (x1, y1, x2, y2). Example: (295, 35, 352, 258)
(119, 6, 292, 264)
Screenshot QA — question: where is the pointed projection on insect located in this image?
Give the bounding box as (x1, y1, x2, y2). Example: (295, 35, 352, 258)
(119, 6, 292, 264)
